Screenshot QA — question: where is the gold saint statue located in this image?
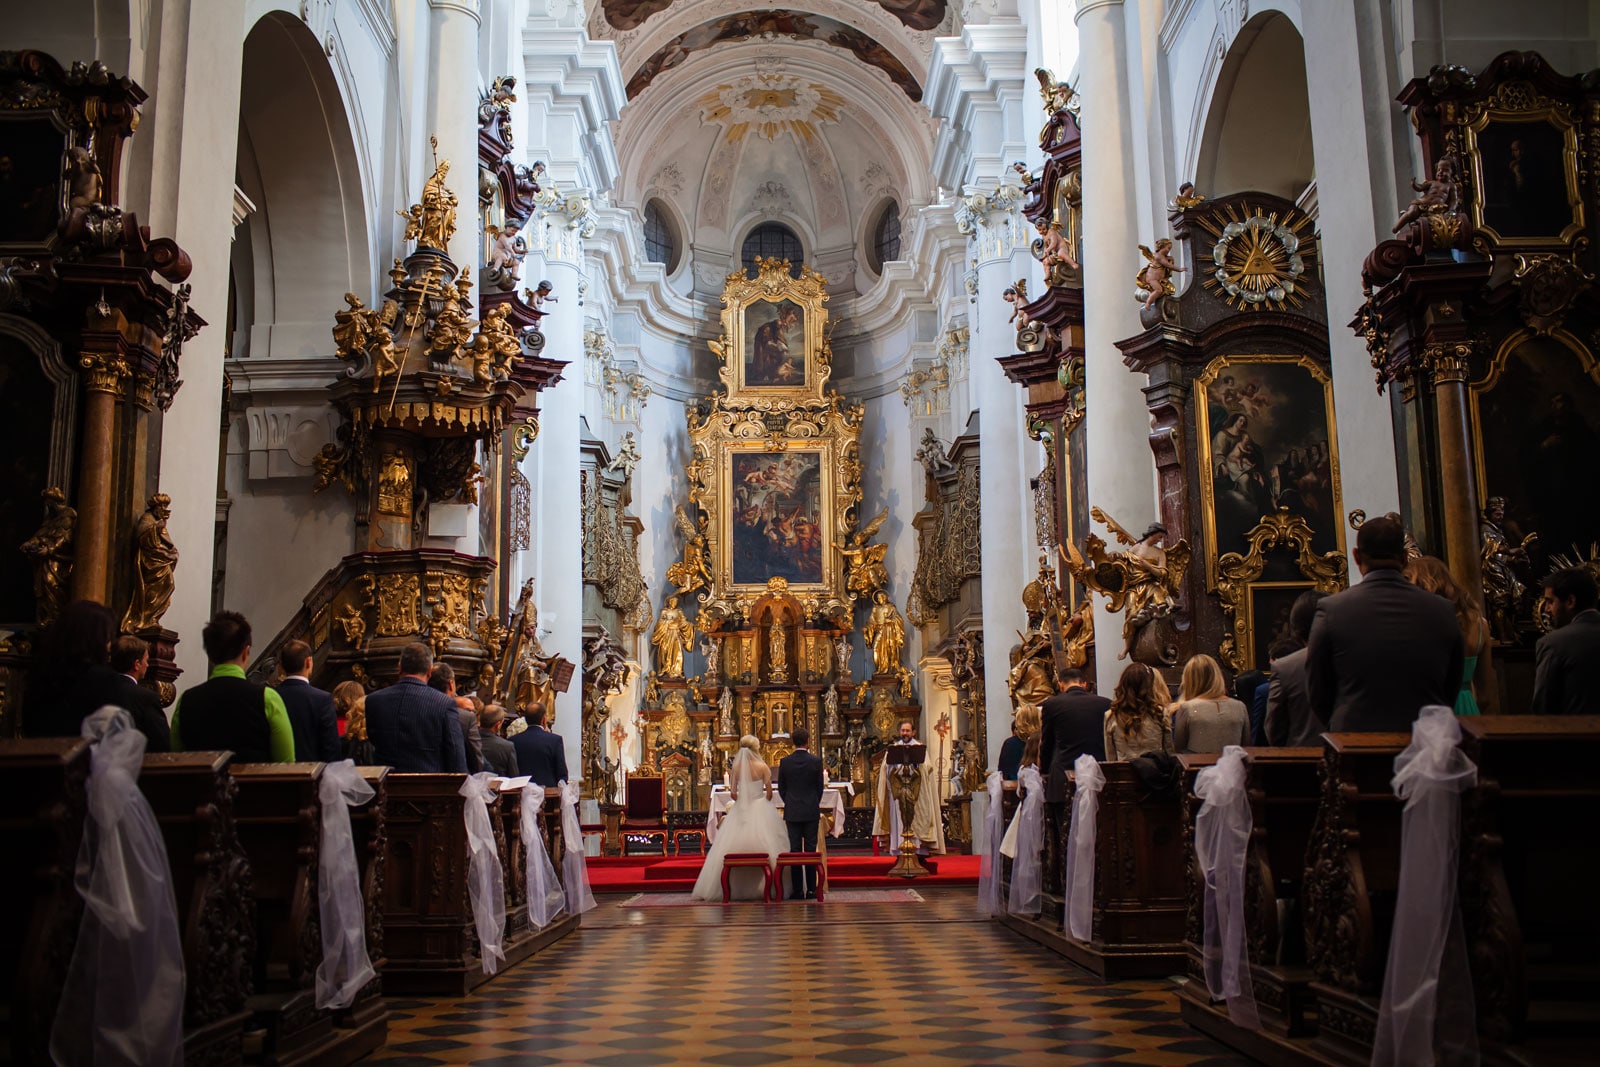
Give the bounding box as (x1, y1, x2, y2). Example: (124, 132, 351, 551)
(769, 616, 789, 682)
(863, 592, 906, 677)
(651, 595, 694, 679)
(398, 136, 459, 252)
(20, 486, 76, 625)
(123, 493, 178, 632)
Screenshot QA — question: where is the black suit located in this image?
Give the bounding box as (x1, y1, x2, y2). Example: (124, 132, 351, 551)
(1307, 568, 1464, 733)
(511, 724, 569, 787)
(1039, 686, 1110, 803)
(274, 677, 342, 762)
(1532, 608, 1600, 715)
(777, 748, 826, 898)
(23, 662, 170, 752)
(110, 672, 173, 753)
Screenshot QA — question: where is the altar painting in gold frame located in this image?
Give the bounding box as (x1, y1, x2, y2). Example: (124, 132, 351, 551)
(1464, 96, 1585, 250)
(715, 257, 833, 402)
(1195, 354, 1344, 588)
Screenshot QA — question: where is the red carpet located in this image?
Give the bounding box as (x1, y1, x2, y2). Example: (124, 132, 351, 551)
(587, 852, 980, 893)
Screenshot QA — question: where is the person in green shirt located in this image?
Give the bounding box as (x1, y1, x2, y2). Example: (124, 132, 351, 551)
(170, 610, 296, 762)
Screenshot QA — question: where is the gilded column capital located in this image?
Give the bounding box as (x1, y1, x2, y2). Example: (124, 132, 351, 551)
(79, 352, 131, 395)
(1422, 341, 1473, 385)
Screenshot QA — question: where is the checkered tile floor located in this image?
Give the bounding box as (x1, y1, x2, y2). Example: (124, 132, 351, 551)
(365, 889, 1251, 1065)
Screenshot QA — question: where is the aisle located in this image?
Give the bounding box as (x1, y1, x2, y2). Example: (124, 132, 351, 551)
(363, 889, 1252, 1065)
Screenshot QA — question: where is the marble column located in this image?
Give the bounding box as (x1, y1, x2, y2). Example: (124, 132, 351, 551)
(427, 0, 482, 271)
(960, 189, 1036, 770)
(71, 353, 128, 602)
(1076, 0, 1160, 689)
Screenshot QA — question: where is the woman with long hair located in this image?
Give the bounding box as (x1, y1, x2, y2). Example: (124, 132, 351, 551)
(334, 680, 376, 764)
(1405, 555, 1494, 714)
(1102, 662, 1173, 760)
(999, 704, 1041, 780)
(1170, 653, 1249, 753)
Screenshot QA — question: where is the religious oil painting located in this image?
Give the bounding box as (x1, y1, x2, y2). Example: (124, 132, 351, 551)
(1472, 334, 1600, 572)
(1473, 116, 1581, 243)
(1248, 583, 1314, 672)
(0, 117, 66, 245)
(743, 298, 807, 388)
(730, 450, 824, 586)
(1197, 355, 1342, 584)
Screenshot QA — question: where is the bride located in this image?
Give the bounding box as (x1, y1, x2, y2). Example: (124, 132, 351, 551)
(692, 735, 790, 901)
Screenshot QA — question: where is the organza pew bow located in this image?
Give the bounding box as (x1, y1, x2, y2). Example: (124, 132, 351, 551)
(559, 779, 596, 915)
(976, 771, 1007, 917)
(1193, 745, 1259, 1029)
(1062, 754, 1104, 941)
(459, 772, 506, 975)
(315, 760, 377, 1009)
(521, 782, 566, 928)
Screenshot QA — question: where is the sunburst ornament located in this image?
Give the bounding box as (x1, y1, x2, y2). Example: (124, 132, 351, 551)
(1199, 204, 1316, 312)
(697, 73, 845, 143)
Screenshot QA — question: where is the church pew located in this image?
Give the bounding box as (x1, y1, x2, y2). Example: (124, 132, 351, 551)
(1301, 733, 1409, 1065)
(1457, 716, 1600, 1053)
(380, 775, 578, 995)
(139, 752, 255, 1065)
(999, 761, 1187, 979)
(0, 738, 90, 1065)
(1176, 748, 1329, 1066)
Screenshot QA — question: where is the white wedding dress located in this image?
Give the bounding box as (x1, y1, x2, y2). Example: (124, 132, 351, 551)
(692, 750, 789, 901)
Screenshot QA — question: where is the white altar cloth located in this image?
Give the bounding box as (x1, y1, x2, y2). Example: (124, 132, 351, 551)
(706, 784, 849, 843)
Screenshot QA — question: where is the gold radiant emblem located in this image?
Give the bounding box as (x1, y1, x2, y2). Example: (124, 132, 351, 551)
(1199, 203, 1315, 312)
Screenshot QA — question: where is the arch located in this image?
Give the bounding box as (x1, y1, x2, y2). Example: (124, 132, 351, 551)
(230, 11, 370, 360)
(643, 197, 685, 276)
(1194, 12, 1314, 203)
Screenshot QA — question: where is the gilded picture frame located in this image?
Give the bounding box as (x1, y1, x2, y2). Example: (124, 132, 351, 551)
(713, 257, 834, 403)
(1465, 100, 1585, 250)
(1195, 354, 1344, 590)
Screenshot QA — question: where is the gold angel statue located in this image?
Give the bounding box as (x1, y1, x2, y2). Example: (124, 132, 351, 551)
(1135, 239, 1185, 310)
(863, 591, 906, 677)
(666, 505, 714, 595)
(835, 507, 889, 600)
(1060, 507, 1189, 666)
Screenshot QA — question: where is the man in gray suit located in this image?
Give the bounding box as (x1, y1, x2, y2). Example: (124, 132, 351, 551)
(1264, 590, 1328, 746)
(1532, 567, 1600, 715)
(1307, 514, 1463, 733)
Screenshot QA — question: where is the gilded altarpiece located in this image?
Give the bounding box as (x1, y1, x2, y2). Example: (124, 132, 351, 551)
(1117, 191, 1348, 672)
(642, 259, 913, 799)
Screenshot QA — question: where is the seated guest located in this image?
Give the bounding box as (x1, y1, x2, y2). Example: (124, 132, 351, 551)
(510, 701, 568, 787)
(997, 705, 1040, 781)
(334, 681, 376, 765)
(22, 599, 123, 739)
(428, 662, 484, 773)
(108, 634, 172, 752)
(1171, 654, 1249, 754)
(1307, 514, 1462, 732)
(1039, 668, 1109, 803)
(1533, 567, 1600, 716)
(171, 611, 296, 762)
(478, 702, 520, 778)
(365, 643, 469, 773)
(274, 639, 341, 761)
(1264, 590, 1328, 746)
(1406, 555, 1495, 715)
(1103, 662, 1173, 761)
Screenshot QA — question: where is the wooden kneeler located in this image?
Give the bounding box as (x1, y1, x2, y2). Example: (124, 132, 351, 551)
(774, 851, 827, 902)
(719, 853, 774, 903)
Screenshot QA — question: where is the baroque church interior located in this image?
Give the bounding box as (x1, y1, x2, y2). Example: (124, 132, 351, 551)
(3, 0, 1600, 1064)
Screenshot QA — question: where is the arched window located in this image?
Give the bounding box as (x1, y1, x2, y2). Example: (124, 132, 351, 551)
(643, 199, 680, 271)
(740, 222, 803, 276)
(870, 202, 902, 273)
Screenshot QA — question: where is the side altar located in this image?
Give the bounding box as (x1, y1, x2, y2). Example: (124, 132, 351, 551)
(635, 259, 917, 806)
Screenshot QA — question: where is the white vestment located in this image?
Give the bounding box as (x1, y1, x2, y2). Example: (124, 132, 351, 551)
(871, 744, 945, 854)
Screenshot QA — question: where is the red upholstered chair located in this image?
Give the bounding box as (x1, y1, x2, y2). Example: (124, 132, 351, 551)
(621, 775, 667, 855)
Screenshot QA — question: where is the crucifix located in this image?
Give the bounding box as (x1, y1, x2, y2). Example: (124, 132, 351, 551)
(609, 719, 629, 802)
(934, 712, 952, 799)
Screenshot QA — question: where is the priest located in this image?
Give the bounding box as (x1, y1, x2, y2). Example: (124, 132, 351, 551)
(871, 720, 946, 854)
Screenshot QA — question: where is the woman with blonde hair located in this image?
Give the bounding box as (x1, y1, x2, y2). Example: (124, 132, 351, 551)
(999, 704, 1042, 780)
(1170, 653, 1249, 753)
(691, 734, 789, 900)
(1103, 662, 1174, 760)
(1405, 555, 1494, 714)
(333, 680, 376, 765)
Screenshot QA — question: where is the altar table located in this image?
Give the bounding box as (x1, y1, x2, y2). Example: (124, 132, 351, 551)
(706, 784, 849, 843)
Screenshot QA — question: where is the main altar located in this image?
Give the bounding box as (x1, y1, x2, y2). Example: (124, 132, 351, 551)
(633, 258, 917, 806)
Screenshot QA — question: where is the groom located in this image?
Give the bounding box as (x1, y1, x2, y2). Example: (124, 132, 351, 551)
(777, 727, 826, 899)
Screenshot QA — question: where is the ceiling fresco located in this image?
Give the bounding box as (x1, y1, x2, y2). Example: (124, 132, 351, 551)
(602, 1, 947, 33)
(625, 10, 924, 100)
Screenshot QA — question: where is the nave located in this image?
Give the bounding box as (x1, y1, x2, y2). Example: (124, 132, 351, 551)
(368, 890, 1247, 1066)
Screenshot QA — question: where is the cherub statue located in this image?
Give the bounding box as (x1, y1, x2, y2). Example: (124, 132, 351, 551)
(605, 432, 641, 479)
(1034, 217, 1079, 279)
(369, 307, 402, 393)
(1135, 239, 1185, 309)
(426, 283, 476, 362)
(396, 203, 425, 245)
(477, 303, 523, 379)
(1003, 279, 1031, 326)
(1171, 182, 1207, 211)
(20, 486, 76, 625)
(1060, 507, 1190, 666)
(666, 505, 714, 595)
(66, 145, 103, 208)
(834, 508, 890, 600)
(1034, 68, 1077, 147)
(332, 293, 371, 362)
(335, 603, 367, 649)
(1393, 153, 1462, 235)
(485, 222, 526, 289)
(526, 280, 556, 310)
(914, 427, 953, 477)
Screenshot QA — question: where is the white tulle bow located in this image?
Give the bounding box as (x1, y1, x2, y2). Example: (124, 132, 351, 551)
(976, 771, 1007, 917)
(1374, 707, 1479, 1067)
(1063, 754, 1104, 941)
(1194, 745, 1259, 1029)
(459, 772, 506, 975)
(1007, 766, 1046, 916)
(521, 783, 566, 928)
(559, 779, 596, 915)
(314, 760, 377, 1009)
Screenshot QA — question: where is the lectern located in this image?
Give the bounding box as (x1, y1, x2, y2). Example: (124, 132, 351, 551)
(885, 743, 930, 878)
